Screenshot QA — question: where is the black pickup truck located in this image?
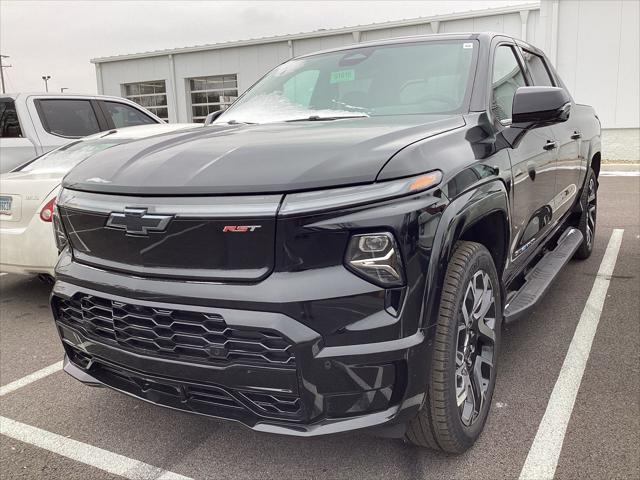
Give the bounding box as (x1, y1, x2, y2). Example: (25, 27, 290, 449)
(51, 33, 600, 453)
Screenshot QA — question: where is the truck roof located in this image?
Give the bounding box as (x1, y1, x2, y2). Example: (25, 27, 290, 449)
(295, 32, 540, 59)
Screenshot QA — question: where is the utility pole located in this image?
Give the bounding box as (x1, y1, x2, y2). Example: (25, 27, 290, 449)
(0, 55, 11, 94)
(42, 75, 51, 92)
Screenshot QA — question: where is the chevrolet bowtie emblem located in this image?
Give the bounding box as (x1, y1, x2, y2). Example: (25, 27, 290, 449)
(106, 208, 172, 236)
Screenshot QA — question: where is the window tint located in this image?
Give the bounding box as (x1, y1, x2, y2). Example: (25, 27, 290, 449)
(0, 99, 22, 138)
(522, 50, 554, 87)
(102, 101, 155, 128)
(38, 99, 101, 137)
(491, 46, 527, 122)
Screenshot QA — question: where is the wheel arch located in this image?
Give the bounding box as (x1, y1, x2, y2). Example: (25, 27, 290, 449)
(590, 151, 601, 178)
(420, 179, 510, 330)
(587, 134, 602, 179)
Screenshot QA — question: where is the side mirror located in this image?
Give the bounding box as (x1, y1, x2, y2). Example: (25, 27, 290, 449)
(511, 86, 571, 128)
(204, 110, 224, 126)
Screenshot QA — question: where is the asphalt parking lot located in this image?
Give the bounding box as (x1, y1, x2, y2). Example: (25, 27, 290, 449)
(0, 175, 638, 480)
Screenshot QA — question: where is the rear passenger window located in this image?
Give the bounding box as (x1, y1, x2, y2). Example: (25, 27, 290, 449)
(522, 50, 555, 86)
(491, 46, 527, 123)
(37, 99, 101, 137)
(0, 99, 22, 138)
(102, 101, 156, 128)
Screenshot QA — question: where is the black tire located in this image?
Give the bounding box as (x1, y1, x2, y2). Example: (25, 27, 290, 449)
(405, 241, 502, 453)
(574, 169, 598, 260)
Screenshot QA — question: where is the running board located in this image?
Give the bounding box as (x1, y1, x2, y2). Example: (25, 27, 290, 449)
(504, 227, 583, 324)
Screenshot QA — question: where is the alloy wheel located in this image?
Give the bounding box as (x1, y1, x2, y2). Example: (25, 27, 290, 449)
(455, 270, 497, 427)
(586, 177, 597, 249)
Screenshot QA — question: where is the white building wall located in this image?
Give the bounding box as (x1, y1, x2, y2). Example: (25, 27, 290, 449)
(94, 1, 638, 160)
(172, 42, 291, 122)
(96, 6, 540, 125)
(98, 56, 175, 119)
(540, 0, 639, 160)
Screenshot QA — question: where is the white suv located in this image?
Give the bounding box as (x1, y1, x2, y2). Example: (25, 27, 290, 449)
(0, 92, 163, 173)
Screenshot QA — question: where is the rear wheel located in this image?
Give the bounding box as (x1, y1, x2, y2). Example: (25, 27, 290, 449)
(574, 169, 598, 260)
(405, 241, 501, 453)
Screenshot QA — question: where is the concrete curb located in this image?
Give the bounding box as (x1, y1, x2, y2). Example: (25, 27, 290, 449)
(601, 162, 640, 172)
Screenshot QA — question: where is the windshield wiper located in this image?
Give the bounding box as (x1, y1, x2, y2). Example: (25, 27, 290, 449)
(285, 115, 369, 122)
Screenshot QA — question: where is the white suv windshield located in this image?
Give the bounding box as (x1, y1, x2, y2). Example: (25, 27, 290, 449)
(218, 40, 477, 124)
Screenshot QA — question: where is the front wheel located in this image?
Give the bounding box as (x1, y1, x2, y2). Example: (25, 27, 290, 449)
(405, 241, 502, 453)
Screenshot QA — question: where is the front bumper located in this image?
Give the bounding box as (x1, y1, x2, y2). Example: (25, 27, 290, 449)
(51, 253, 431, 437)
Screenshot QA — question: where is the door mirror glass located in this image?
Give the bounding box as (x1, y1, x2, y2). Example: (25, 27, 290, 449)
(511, 86, 571, 128)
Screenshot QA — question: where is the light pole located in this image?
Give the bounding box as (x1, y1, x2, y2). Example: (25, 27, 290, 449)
(42, 75, 51, 92)
(0, 55, 10, 94)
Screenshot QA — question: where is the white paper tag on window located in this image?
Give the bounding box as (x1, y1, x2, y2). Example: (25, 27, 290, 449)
(463, 42, 474, 49)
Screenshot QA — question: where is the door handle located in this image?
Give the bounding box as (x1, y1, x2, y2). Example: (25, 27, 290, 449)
(543, 141, 558, 151)
(571, 131, 582, 140)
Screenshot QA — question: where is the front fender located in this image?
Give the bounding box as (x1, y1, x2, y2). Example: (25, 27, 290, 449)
(420, 178, 510, 331)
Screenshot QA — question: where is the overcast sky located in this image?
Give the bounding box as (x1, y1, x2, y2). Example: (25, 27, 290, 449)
(0, 0, 532, 94)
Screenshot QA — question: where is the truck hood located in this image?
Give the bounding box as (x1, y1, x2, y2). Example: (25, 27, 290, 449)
(62, 115, 465, 195)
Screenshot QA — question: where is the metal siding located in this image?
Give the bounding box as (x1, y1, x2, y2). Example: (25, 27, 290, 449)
(526, 9, 541, 45)
(97, 9, 551, 125)
(292, 33, 354, 56)
(556, 0, 639, 129)
(172, 42, 290, 122)
(614, 0, 640, 128)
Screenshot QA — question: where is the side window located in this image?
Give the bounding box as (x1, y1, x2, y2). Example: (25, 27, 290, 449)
(491, 46, 527, 123)
(102, 101, 156, 128)
(38, 99, 101, 137)
(0, 99, 22, 138)
(283, 70, 320, 107)
(522, 50, 555, 87)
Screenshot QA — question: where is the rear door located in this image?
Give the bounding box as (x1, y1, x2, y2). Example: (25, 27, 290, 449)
(490, 43, 558, 261)
(26, 96, 107, 154)
(520, 48, 582, 220)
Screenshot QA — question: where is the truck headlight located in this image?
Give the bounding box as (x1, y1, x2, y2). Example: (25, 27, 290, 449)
(345, 232, 404, 287)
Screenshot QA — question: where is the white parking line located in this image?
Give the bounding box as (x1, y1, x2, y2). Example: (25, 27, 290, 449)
(0, 272, 7, 276)
(519, 228, 624, 480)
(0, 361, 63, 397)
(0, 416, 192, 480)
(600, 171, 640, 177)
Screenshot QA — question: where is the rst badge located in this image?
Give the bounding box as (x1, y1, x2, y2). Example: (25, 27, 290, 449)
(222, 225, 262, 232)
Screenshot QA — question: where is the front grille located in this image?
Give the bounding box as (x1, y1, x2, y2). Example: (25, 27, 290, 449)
(66, 347, 302, 420)
(242, 391, 301, 415)
(55, 294, 296, 367)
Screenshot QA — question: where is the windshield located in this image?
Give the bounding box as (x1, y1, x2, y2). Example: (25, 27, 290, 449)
(19, 139, 122, 174)
(218, 40, 477, 124)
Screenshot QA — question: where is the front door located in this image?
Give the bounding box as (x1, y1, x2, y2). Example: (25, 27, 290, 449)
(519, 48, 581, 221)
(490, 44, 559, 266)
